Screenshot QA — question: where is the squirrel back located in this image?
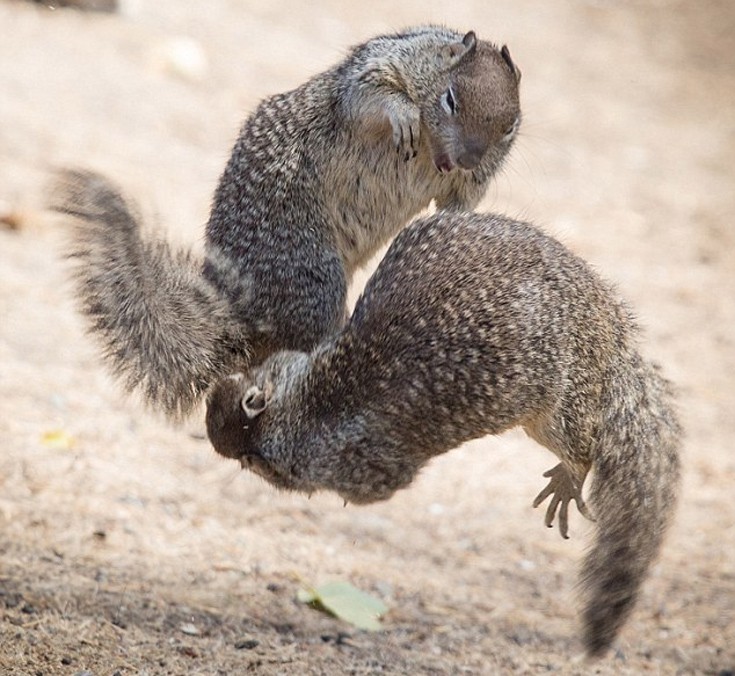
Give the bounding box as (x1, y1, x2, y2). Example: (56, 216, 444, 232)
(206, 211, 681, 657)
(55, 26, 521, 419)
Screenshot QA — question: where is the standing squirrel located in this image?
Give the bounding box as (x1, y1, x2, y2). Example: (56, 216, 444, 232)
(54, 26, 521, 419)
(206, 211, 681, 658)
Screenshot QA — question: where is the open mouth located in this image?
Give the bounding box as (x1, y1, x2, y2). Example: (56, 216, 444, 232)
(433, 153, 455, 174)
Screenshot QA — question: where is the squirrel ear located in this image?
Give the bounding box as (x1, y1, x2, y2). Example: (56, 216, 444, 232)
(441, 30, 477, 67)
(462, 31, 478, 50)
(242, 385, 267, 418)
(500, 44, 522, 83)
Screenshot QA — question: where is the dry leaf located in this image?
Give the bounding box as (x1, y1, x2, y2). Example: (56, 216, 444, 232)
(40, 430, 76, 450)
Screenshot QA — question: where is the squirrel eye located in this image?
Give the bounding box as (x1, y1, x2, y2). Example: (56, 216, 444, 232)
(502, 116, 520, 140)
(441, 87, 458, 116)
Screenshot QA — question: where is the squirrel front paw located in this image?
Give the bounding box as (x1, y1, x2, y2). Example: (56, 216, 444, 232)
(387, 100, 421, 162)
(532, 463, 594, 539)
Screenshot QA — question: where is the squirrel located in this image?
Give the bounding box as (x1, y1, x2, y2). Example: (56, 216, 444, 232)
(205, 211, 682, 658)
(53, 26, 522, 420)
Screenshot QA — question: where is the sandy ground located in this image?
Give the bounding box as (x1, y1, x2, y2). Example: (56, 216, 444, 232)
(1, 1, 733, 674)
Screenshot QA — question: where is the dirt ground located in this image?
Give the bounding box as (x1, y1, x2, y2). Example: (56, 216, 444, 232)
(0, 0, 733, 674)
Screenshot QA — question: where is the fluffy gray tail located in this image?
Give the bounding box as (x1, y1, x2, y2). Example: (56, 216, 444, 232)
(53, 169, 247, 420)
(581, 358, 681, 656)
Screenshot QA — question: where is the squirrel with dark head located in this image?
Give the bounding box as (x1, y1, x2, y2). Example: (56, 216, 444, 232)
(54, 26, 521, 419)
(206, 211, 681, 658)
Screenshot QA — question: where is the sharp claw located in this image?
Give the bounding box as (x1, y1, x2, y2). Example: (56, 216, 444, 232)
(544, 502, 553, 527)
(389, 101, 421, 161)
(559, 500, 569, 539)
(545, 495, 559, 528)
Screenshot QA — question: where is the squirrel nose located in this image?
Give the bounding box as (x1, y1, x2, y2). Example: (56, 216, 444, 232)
(456, 138, 487, 170)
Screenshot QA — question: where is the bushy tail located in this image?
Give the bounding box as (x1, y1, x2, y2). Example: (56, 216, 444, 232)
(581, 358, 681, 657)
(52, 169, 248, 420)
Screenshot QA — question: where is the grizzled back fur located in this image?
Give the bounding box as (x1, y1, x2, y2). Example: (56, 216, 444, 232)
(206, 211, 680, 657)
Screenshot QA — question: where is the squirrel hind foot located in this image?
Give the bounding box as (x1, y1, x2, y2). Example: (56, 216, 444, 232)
(532, 463, 594, 539)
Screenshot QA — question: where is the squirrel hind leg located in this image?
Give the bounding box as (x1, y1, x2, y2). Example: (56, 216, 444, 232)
(532, 462, 594, 539)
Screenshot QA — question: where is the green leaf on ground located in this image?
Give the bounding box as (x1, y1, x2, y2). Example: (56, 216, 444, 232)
(297, 581, 388, 631)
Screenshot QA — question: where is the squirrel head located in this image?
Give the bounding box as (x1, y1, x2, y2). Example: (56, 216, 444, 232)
(205, 373, 267, 460)
(205, 353, 311, 491)
(423, 34, 522, 173)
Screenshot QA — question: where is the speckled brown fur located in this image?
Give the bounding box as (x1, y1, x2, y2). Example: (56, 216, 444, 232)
(207, 211, 681, 658)
(53, 25, 520, 420)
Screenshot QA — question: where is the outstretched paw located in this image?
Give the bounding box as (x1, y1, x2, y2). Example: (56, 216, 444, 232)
(532, 463, 594, 539)
(387, 100, 421, 162)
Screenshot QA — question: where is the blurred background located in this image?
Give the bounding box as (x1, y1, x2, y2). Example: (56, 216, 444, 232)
(0, 1, 733, 673)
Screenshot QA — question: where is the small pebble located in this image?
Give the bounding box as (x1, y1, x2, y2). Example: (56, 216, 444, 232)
(428, 502, 445, 516)
(155, 37, 208, 82)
